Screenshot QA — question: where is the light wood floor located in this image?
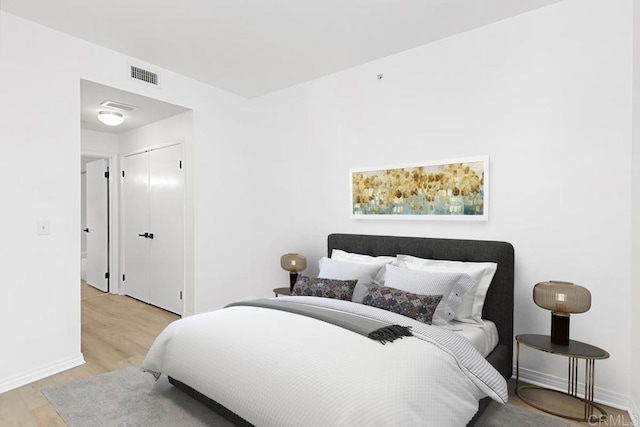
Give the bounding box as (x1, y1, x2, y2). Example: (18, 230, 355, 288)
(0, 282, 179, 427)
(0, 284, 631, 426)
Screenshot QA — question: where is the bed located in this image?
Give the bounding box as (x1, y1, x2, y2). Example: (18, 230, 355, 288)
(143, 233, 514, 426)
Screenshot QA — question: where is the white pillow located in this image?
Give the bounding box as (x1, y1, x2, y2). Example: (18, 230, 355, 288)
(318, 257, 385, 303)
(331, 249, 396, 285)
(384, 264, 476, 327)
(396, 255, 497, 326)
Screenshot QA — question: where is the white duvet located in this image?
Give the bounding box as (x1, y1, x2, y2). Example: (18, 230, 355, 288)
(143, 296, 507, 427)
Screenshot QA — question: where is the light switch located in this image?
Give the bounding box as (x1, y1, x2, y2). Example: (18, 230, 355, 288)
(37, 220, 50, 236)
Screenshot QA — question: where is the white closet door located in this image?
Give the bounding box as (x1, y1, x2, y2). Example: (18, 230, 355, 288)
(148, 145, 184, 314)
(124, 152, 150, 303)
(86, 158, 109, 292)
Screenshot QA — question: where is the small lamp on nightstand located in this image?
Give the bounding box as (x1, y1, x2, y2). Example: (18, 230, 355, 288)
(280, 253, 307, 291)
(533, 281, 591, 346)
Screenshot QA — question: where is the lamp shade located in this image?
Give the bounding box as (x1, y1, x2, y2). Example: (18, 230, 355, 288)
(280, 253, 307, 273)
(533, 281, 591, 314)
(97, 110, 124, 126)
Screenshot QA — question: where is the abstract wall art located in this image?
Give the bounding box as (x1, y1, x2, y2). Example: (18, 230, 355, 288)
(350, 156, 488, 220)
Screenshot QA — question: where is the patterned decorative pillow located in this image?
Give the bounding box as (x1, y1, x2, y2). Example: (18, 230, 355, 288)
(362, 285, 443, 324)
(292, 276, 358, 301)
(318, 257, 385, 303)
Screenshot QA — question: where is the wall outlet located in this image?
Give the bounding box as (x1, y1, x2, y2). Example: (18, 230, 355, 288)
(37, 220, 50, 236)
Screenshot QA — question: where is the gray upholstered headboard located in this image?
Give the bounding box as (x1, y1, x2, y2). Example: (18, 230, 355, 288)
(327, 233, 514, 380)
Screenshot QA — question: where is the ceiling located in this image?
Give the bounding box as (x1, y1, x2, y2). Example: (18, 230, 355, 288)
(1, 0, 562, 99)
(81, 80, 189, 134)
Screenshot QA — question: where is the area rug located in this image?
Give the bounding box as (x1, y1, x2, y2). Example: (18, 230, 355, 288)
(43, 366, 569, 427)
(474, 401, 569, 427)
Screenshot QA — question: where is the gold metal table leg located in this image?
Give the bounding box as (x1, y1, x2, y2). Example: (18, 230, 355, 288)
(517, 347, 608, 422)
(516, 341, 520, 390)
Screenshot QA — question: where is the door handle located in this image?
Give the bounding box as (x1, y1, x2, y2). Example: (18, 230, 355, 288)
(138, 232, 149, 238)
(83, 228, 90, 233)
(148, 233, 154, 239)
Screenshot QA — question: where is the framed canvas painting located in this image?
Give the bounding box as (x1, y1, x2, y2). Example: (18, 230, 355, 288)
(350, 156, 488, 221)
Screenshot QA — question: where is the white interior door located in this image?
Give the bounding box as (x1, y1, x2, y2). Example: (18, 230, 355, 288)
(124, 153, 150, 302)
(86, 158, 109, 292)
(149, 145, 184, 314)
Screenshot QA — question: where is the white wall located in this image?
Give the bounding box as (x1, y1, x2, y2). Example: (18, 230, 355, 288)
(0, 11, 250, 393)
(632, 0, 640, 422)
(81, 129, 119, 155)
(119, 111, 191, 153)
(248, 0, 633, 408)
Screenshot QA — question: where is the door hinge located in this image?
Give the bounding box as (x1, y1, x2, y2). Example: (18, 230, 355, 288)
(179, 160, 182, 169)
(104, 171, 109, 179)
(105, 272, 110, 280)
(122, 170, 125, 178)
(179, 291, 183, 300)
(122, 274, 126, 281)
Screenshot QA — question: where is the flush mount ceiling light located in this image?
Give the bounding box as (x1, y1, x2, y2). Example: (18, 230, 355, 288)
(97, 110, 124, 126)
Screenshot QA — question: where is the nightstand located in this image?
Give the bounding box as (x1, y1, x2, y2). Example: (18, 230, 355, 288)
(273, 287, 291, 297)
(515, 334, 609, 422)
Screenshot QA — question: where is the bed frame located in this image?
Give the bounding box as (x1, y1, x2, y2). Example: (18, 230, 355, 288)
(327, 234, 514, 425)
(170, 233, 515, 426)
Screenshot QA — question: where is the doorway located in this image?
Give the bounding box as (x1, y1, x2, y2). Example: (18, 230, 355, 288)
(80, 79, 191, 314)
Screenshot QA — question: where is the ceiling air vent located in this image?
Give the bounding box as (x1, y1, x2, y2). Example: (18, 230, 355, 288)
(130, 65, 159, 86)
(100, 100, 138, 111)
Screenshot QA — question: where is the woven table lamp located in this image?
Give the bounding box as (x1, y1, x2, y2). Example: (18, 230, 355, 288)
(533, 281, 591, 345)
(280, 253, 307, 291)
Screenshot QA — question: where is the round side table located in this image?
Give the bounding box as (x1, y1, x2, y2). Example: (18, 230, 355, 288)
(515, 334, 609, 422)
(272, 287, 291, 297)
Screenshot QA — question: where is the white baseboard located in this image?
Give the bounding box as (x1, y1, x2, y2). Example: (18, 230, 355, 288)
(0, 353, 85, 394)
(513, 365, 630, 412)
